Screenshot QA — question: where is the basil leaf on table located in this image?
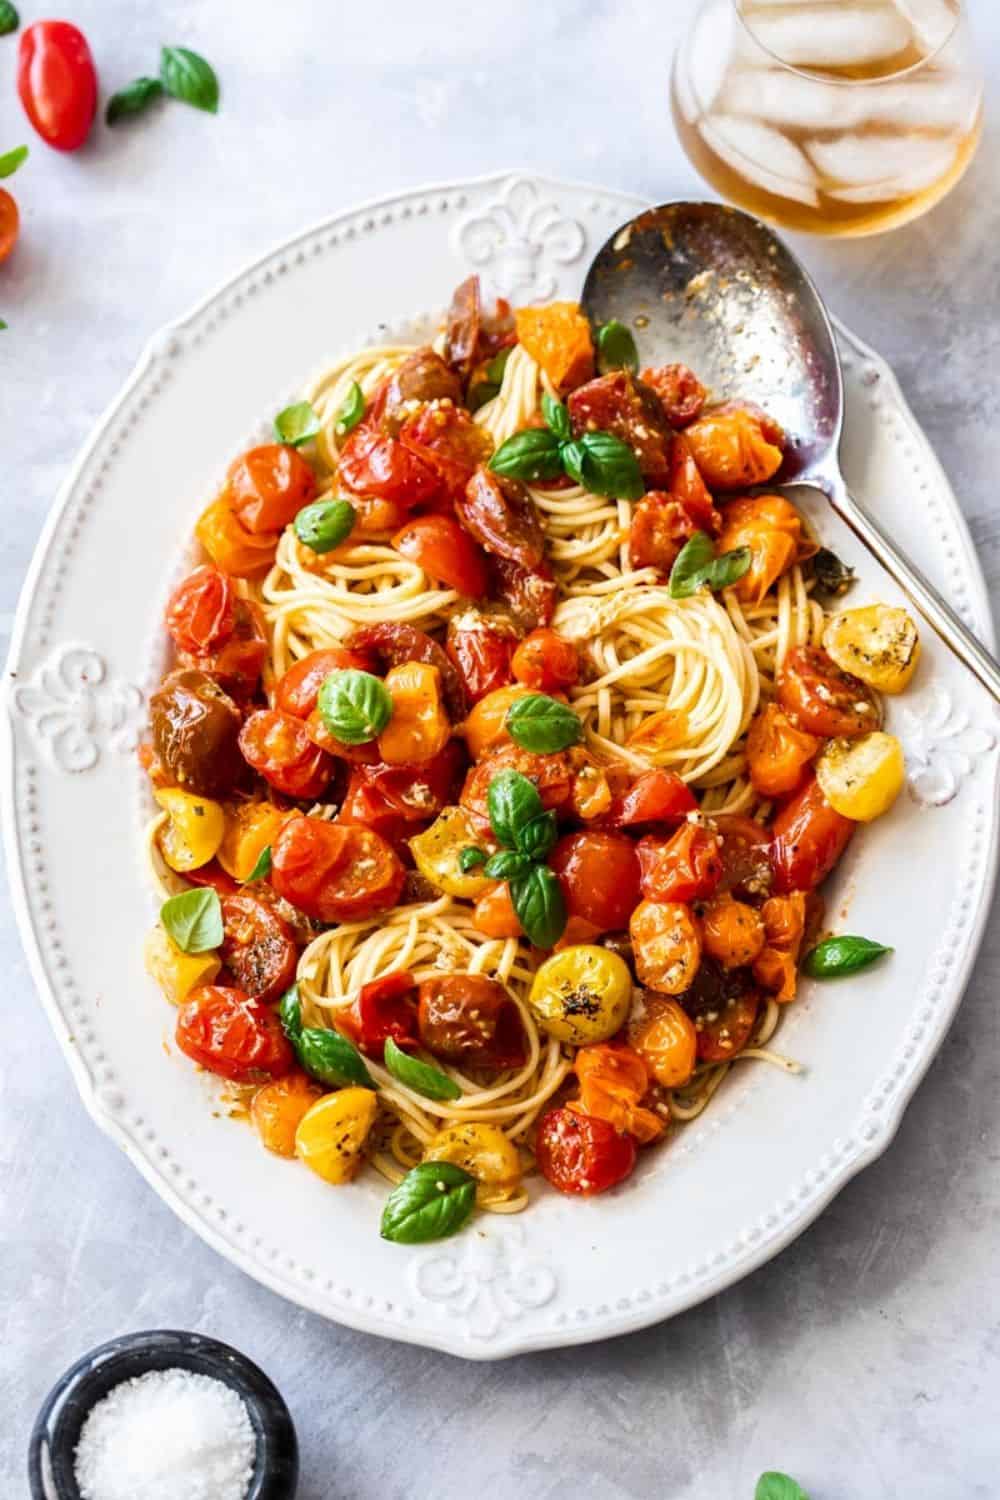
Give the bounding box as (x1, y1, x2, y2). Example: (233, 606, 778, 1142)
(278, 984, 303, 1045)
(506, 693, 582, 753)
(458, 846, 487, 872)
(381, 1160, 476, 1244)
(298, 1026, 374, 1089)
(487, 768, 544, 850)
(483, 849, 532, 882)
(596, 319, 639, 374)
(274, 400, 320, 447)
(572, 431, 644, 500)
(669, 530, 751, 599)
(244, 845, 272, 883)
(0, 2, 19, 36)
(509, 865, 566, 949)
(0, 320, 7, 331)
(160, 887, 222, 954)
(516, 810, 558, 862)
(383, 1037, 462, 1102)
(294, 499, 355, 554)
(755, 1473, 810, 1500)
(541, 391, 571, 442)
(803, 936, 892, 979)
(160, 46, 220, 113)
(0, 144, 28, 178)
(489, 428, 564, 483)
(317, 669, 392, 744)
(334, 381, 365, 437)
(105, 78, 163, 126)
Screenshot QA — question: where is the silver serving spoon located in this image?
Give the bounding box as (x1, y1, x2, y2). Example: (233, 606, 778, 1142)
(580, 201, 1000, 703)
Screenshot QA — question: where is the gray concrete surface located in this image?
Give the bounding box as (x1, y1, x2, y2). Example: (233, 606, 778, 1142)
(2, 3, 999, 1495)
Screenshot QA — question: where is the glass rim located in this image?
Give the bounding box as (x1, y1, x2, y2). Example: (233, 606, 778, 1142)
(729, 0, 965, 88)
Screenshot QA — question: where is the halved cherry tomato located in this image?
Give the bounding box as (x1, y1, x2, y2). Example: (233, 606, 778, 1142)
(572, 1043, 664, 1144)
(569, 749, 619, 822)
(274, 645, 376, 719)
(338, 424, 440, 508)
(714, 814, 774, 900)
(637, 824, 722, 903)
(378, 662, 452, 766)
(629, 899, 702, 994)
(304, 711, 380, 765)
(641, 363, 707, 427)
(511, 629, 579, 693)
(165, 565, 235, 657)
(336, 769, 411, 848)
(746, 703, 819, 799)
(251, 1072, 322, 1157)
(717, 494, 813, 605)
(460, 743, 574, 828)
(514, 301, 594, 392)
(463, 684, 533, 762)
(472, 882, 524, 939)
(628, 491, 702, 575)
(361, 740, 465, 822)
(196, 497, 279, 579)
(393, 515, 489, 597)
(627, 994, 697, 1089)
(701, 896, 766, 970)
(0, 190, 20, 264)
(176, 986, 294, 1083)
(696, 988, 761, 1063)
(347, 621, 465, 720)
(770, 777, 855, 895)
(489, 556, 557, 631)
(535, 1107, 637, 1196)
(549, 831, 641, 934)
(185, 598, 268, 701)
(667, 433, 719, 533)
(446, 612, 518, 703)
(684, 402, 784, 491)
(227, 445, 316, 535)
(418, 973, 526, 1069)
(609, 768, 698, 829)
(339, 971, 419, 1058)
(457, 467, 545, 569)
(18, 21, 97, 152)
(271, 816, 405, 921)
(778, 646, 880, 739)
(379, 348, 462, 433)
(220, 892, 298, 1005)
(567, 370, 671, 483)
(753, 892, 807, 1001)
(399, 404, 491, 503)
(238, 709, 333, 799)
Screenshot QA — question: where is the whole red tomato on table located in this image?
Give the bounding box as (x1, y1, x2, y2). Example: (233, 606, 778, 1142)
(18, 22, 98, 151)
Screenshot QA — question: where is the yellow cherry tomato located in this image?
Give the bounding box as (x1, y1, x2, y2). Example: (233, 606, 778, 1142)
(815, 731, 905, 822)
(377, 662, 451, 766)
(295, 1088, 378, 1185)
(144, 925, 221, 1004)
(423, 1122, 522, 1207)
(154, 787, 225, 872)
(218, 801, 291, 881)
(822, 605, 920, 695)
(463, 684, 533, 761)
(528, 945, 632, 1045)
(409, 805, 492, 900)
(251, 1073, 323, 1157)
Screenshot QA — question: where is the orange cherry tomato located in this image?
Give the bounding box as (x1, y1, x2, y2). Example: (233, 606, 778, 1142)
(609, 768, 698, 829)
(251, 1072, 323, 1157)
(514, 302, 594, 393)
(746, 702, 819, 799)
(472, 882, 524, 939)
(640, 363, 707, 427)
(535, 1107, 636, 1196)
(338, 423, 440, 508)
(165, 565, 235, 657)
(717, 494, 813, 605)
(18, 21, 97, 152)
(196, 497, 279, 579)
(696, 988, 761, 1063)
(701, 896, 766, 970)
(777, 645, 880, 739)
(227, 445, 317, 535)
(220, 892, 298, 1005)
(460, 743, 574, 829)
(628, 490, 701, 576)
(393, 515, 489, 597)
(0, 189, 19, 264)
(463, 684, 533, 762)
(338, 971, 419, 1058)
(629, 899, 702, 995)
(636, 824, 722, 904)
(684, 402, 784, 491)
(175, 986, 295, 1083)
(271, 816, 405, 921)
(446, 612, 517, 704)
(549, 831, 641, 934)
(511, 629, 579, 693)
(770, 777, 855, 895)
(753, 892, 807, 1002)
(398, 403, 491, 503)
(667, 432, 719, 533)
(273, 646, 376, 719)
(238, 709, 334, 800)
(572, 1043, 664, 1144)
(418, 973, 526, 1069)
(627, 995, 697, 1089)
(378, 662, 452, 767)
(347, 621, 466, 720)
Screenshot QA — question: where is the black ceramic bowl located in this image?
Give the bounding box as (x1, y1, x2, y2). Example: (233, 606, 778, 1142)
(28, 1329, 298, 1499)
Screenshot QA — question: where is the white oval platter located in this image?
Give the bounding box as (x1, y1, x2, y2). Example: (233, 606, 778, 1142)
(4, 171, 999, 1359)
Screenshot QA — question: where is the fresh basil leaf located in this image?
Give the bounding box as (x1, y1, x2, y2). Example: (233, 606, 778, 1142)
(755, 1473, 810, 1500)
(803, 936, 892, 979)
(0, 144, 28, 178)
(0, 319, 7, 331)
(485, 346, 513, 384)
(160, 46, 220, 114)
(160, 887, 222, 954)
(575, 431, 644, 500)
(334, 381, 365, 438)
(506, 693, 582, 754)
(596, 319, 639, 374)
(541, 391, 571, 443)
(245, 845, 272, 883)
(278, 985, 303, 1045)
(383, 1037, 462, 1102)
(483, 849, 532, 882)
(668, 530, 714, 590)
(489, 428, 563, 483)
(298, 1026, 374, 1089)
(509, 865, 566, 949)
(458, 846, 487, 872)
(105, 78, 163, 126)
(468, 348, 514, 412)
(516, 810, 558, 861)
(487, 768, 543, 850)
(381, 1160, 476, 1244)
(0, 1, 19, 36)
(274, 400, 320, 447)
(813, 546, 855, 597)
(294, 499, 355, 554)
(559, 438, 587, 488)
(317, 669, 392, 745)
(668, 531, 752, 599)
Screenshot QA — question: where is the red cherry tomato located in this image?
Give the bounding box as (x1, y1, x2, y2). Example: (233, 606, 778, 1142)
(398, 403, 490, 503)
(220, 892, 298, 1006)
(641, 363, 707, 427)
(535, 1107, 637, 1196)
(238, 709, 333, 799)
(18, 22, 97, 152)
(347, 621, 466, 720)
(628, 490, 707, 575)
(271, 816, 405, 921)
(360, 740, 465, 822)
(176, 986, 294, 1083)
(340, 971, 419, 1058)
(550, 832, 641, 934)
(338, 424, 440, 508)
(636, 824, 723, 903)
(610, 769, 698, 829)
(227, 445, 317, 535)
(274, 646, 376, 719)
(417, 973, 526, 1068)
(336, 770, 412, 848)
(457, 467, 545, 569)
(714, 814, 774, 900)
(0, 190, 19, 264)
(460, 743, 574, 828)
(185, 598, 268, 701)
(696, 988, 761, 1063)
(777, 646, 880, 739)
(489, 556, 557, 631)
(567, 370, 671, 484)
(392, 515, 489, 597)
(165, 566, 235, 657)
(770, 776, 855, 895)
(511, 629, 579, 693)
(183, 860, 240, 897)
(446, 613, 517, 703)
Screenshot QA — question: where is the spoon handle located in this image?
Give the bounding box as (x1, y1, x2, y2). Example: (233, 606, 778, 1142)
(818, 473, 1000, 705)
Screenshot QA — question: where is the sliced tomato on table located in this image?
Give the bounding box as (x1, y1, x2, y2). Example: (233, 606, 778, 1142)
(535, 1106, 637, 1196)
(549, 831, 641, 934)
(227, 444, 317, 534)
(392, 515, 489, 597)
(636, 823, 722, 904)
(418, 973, 526, 1069)
(271, 816, 405, 921)
(220, 892, 298, 1006)
(238, 709, 333, 800)
(176, 986, 294, 1083)
(770, 776, 855, 895)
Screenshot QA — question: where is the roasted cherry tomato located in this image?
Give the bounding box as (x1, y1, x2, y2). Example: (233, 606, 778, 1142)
(18, 21, 97, 152)
(150, 669, 244, 798)
(701, 896, 766, 970)
(238, 709, 333, 799)
(360, 739, 464, 822)
(489, 556, 557, 631)
(273, 645, 375, 719)
(347, 621, 465, 720)
(183, 859, 240, 897)
(511, 629, 579, 693)
(393, 515, 489, 597)
(165, 565, 235, 657)
(629, 899, 702, 995)
(549, 832, 641, 934)
(446, 611, 517, 703)
(514, 301, 594, 392)
(528, 946, 632, 1044)
(418, 973, 526, 1069)
(717, 494, 811, 606)
(778, 645, 880, 739)
(535, 1107, 637, 1196)
(337, 769, 411, 848)
(696, 988, 762, 1063)
(196, 497, 279, 578)
(175, 986, 294, 1083)
(628, 490, 703, 575)
(627, 994, 697, 1089)
(567, 370, 671, 483)
(667, 433, 719, 532)
(463, 684, 533, 761)
(378, 661, 452, 766)
(472, 881, 524, 939)
(608, 768, 698, 830)
(822, 604, 920, 695)
(753, 892, 807, 1002)
(746, 702, 819, 799)
(460, 742, 574, 827)
(218, 801, 291, 882)
(636, 824, 722, 904)
(0, 190, 20, 264)
(714, 814, 774, 900)
(398, 403, 490, 502)
(379, 347, 463, 432)
(572, 1043, 663, 1144)
(185, 598, 268, 701)
(684, 402, 784, 490)
(154, 787, 225, 873)
(444, 276, 481, 380)
(770, 776, 855, 895)
(251, 1072, 322, 1157)
(340, 971, 419, 1058)
(227, 444, 316, 535)
(458, 467, 545, 569)
(338, 423, 440, 508)
(271, 816, 405, 921)
(220, 892, 298, 1005)
(640, 363, 707, 427)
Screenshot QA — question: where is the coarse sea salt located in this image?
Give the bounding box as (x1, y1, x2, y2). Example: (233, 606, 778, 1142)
(73, 1367, 256, 1500)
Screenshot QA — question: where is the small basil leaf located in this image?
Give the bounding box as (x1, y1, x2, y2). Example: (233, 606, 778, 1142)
(509, 865, 566, 949)
(813, 546, 856, 597)
(294, 499, 356, 554)
(274, 400, 320, 447)
(560, 438, 587, 488)
(541, 391, 571, 442)
(596, 319, 639, 374)
(334, 381, 365, 438)
(0, 319, 7, 331)
(489, 428, 563, 483)
(485, 346, 513, 384)
(317, 669, 392, 745)
(803, 936, 892, 979)
(487, 769, 544, 850)
(383, 1037, 462, 1102)
(0, 144, 28, 178)
(278, 985, 302, 1045)
(245, 845, 272, 883)
(483, 849, 532, 882)
(516, 810, 558, 861)
(506, 693, 582, 754)
(705, 546, 752, 591)
(380, 1161, 476, 1244)
(468, 348, 514, 412)
(298, 1026, 374, 1089)
(755, 1474, 810, 1500)
(160, 887, 222, 954)
(0, 1, 19, 36)
(669, 531, 751, 599)
(577, 431, 644, 500)
(458, 846, 487, 872)
(105, 78, 162, 126)
(160, 46, 220, 113)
